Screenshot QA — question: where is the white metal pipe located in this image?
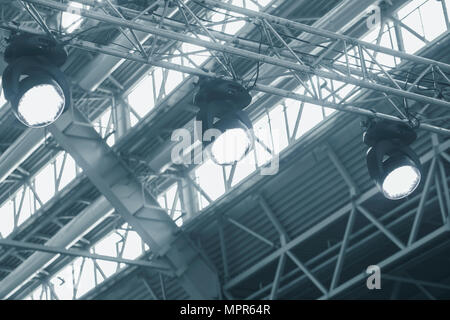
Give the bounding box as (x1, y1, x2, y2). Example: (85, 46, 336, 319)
(0, 197, 112, 299)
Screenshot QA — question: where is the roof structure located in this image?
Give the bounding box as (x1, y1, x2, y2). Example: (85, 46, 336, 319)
(0, 0, 449, 300)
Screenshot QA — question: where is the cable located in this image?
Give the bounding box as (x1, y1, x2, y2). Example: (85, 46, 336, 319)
(247, 22, 263, 90)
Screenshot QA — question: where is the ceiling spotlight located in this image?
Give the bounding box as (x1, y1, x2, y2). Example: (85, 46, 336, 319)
(364, 120, 421, 200)
(194, 78, 253, 166)
(2, 34, 71, 128)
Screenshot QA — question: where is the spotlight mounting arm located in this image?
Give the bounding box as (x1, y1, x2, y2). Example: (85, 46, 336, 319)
(194, 77, 251, 112)
(4, 33, 67, 66)
(363, 120, 417, 148)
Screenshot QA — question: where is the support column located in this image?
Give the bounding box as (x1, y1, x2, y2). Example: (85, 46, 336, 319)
(48, 109, 220, 299)
(177, 173, 199, 222)
(113, 96, 131, 139)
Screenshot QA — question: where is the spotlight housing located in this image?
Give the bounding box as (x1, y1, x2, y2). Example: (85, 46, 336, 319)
(193, 78, 253, 165)
(364, 120, 421, 200)
(2, 34, 71, 127)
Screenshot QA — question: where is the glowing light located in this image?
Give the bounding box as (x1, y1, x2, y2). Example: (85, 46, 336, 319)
(17, 83, 65, 127)
(210, 128, 251, 165)
(382, 165, 421, 200)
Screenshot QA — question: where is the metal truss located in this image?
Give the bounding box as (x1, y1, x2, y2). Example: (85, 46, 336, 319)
(8, 0, 450, 135)
(0, 0, 450, 300)
(17, 112, 450, 300)
(218, 136, 450, 299)
(0, 238, 170, 272)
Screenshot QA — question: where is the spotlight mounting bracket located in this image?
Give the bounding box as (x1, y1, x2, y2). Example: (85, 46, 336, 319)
(193, 77, 253, 137)
(4, 34, 67, 67)
(363, 120, 417, 147)
(193, 77, 251, 112)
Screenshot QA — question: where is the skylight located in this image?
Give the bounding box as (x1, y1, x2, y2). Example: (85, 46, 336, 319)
(0, 151, 79, 239)
(26, 222, 148, 300)
(396, 0, 448, 53)
(61, 1, 87, 34)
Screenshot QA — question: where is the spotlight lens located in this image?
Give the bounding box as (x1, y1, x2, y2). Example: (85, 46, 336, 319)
(382, 165, 421, 200)
(211, 128, 251, 165)
(18, 83, 65, 127)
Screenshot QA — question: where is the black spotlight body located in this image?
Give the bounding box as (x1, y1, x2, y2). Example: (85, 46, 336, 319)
(2, 34, 71, 127)
(194, 78, 252, 136)
(193, 78, 253, 165)
(364, 120, 422, 200)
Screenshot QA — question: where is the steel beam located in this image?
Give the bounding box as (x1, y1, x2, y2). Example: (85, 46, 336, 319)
(383, 274, 450, 291)
(267, 187, 450, 299)
(226, 217, 275, 248)
(357, 205, 405, 250)
(47, 108, 220, 299)
(141, 276, 159, 300)
(217, 217, 229, 280)
(0, 239, 170, 271)
(253, 189, 427, 299)
(258, 195, 289, 242)
(320, 225, 450, 299)
(112, 96, 131, 139)
(408, 156, 437, 245)
(0, 197, 112, 299)
(326, 144, 359, 196)
(330, 206, 356, 290)
(269, 253, 286, 300)
(286, 251, 328, 295)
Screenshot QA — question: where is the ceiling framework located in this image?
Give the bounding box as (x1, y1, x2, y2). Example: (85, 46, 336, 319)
(0, 0, 448, 300)
(4, 0, 450, 134)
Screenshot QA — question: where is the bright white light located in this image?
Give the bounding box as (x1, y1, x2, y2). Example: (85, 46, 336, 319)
(382, 165, 421, 200)
(18, 83, 65, 127)
(62, 2, 85, 33)
(0, 78, 7, 108)
(210, 128, 251, 165)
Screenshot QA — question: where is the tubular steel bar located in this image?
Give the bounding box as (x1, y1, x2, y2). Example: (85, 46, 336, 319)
(0, 197, 112, 299)
(330, 206, 356, 290)
(20, 0, 450, 110)
(357, 205, 405, 250)
(0, 239, 171, 272)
